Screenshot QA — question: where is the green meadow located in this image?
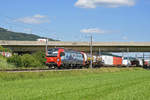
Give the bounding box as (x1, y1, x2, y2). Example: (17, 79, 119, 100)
(0, 68, 150, 100)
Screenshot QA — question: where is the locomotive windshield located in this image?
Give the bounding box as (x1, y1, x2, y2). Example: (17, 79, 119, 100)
(47, 48, 58, 57)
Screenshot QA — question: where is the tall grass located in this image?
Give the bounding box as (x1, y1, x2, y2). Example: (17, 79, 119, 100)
(0, 68, 150, 100)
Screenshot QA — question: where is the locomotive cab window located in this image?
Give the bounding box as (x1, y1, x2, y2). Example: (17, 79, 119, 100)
(47, 48, 58, 57)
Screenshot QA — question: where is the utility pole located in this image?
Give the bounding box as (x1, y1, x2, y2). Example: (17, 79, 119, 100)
(143, 53, 145, 67)
(99, 48, 101, 56)
(122, 49, 124, 66)
(127, 48, 130, 67)
(45, 38, 48, 56)
(122, 51, 124, 58)
(90, 34, 93, 68)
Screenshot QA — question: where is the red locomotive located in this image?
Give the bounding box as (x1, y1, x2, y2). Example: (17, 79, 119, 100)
(45, 48, 86, 69)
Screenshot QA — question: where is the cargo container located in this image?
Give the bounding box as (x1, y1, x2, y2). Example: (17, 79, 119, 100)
(138, 59, 143, 66)
(122, 59, 131, 66)
(144, 60, 150, 66)
(113, 57, 122, 66)
(102, 55, 113, 66)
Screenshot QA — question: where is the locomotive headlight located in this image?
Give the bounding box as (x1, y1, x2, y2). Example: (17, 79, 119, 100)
(57, 59, 60, 62)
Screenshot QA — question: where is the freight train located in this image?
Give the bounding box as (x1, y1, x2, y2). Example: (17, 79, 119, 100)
(45, 48, 145, 69)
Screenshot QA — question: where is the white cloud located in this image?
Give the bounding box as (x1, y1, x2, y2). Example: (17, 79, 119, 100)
(75, 0, 135, 8)
(15, 14, 50, 24)
(80, 28, 107, 34)
(33, 14, 46, 18)
(122, 36, 128, 40)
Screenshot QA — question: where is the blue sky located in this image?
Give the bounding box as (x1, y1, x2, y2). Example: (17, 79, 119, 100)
(0, 0, 150, 42)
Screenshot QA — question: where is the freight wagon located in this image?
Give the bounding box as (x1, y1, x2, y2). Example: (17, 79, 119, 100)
(101, 54, 122, 66)
(122, 57, 143, 67)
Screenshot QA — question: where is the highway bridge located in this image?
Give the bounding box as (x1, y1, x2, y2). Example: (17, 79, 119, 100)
(1, 40, 150, 53)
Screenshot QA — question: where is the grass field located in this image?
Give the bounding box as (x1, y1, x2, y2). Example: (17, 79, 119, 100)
(0, 68, 150, 100)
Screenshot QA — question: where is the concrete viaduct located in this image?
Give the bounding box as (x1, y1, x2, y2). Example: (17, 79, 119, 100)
(1, 41, 150, 53)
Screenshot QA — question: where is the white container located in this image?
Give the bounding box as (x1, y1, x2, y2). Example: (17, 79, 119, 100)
(93, 56, 97, 63)
(122, 59, 131, 66)
(102, 55, 113, 65)
(138, 59, 143, 66)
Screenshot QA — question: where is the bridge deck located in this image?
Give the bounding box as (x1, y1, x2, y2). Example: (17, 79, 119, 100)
(1, 41, 150, 53)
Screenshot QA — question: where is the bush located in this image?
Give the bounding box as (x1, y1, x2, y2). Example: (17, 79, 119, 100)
(7, 51, 46, 68)
(7, 55, 23, 67)
(0, 46, 3, 51)
(21, 54, 41, 67)
(0, 45, 11, 52)
(0, 55, 15, 69)
(7, 54, 41, 68)
(32, 51, 46, 65)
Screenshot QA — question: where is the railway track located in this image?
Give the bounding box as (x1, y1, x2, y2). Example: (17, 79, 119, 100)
(0, 68, 87, 72)
(0, 66, 148, 72)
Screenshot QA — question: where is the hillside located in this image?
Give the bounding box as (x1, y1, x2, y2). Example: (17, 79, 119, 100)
(0, 27, 56, 41)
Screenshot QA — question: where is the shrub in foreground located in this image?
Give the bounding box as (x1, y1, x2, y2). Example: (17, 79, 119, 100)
(7, 54, 42, 68)
(7, 55, 23, 67)
(21, 54, 41, 67)
(0, 55, 15, 69)
(32, 51, 46, 66)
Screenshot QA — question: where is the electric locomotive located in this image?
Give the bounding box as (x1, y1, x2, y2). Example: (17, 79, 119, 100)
(45, 48, 86, 69)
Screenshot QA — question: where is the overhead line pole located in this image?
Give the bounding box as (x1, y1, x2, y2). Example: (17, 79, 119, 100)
(46, 38, 48, 56)
(90, 34, 93, 68)
(127, 48, 129, 67)
(143, 53, 145, 67)
(99, 48, 101, 56)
